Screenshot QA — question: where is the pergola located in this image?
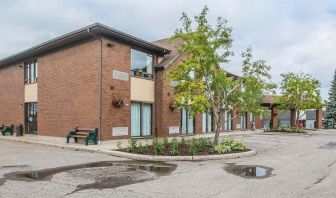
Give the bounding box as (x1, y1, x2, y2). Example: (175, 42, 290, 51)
(261, 95, 323, 129)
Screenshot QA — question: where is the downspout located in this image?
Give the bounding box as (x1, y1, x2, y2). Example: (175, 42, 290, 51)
(87, 28, 103, 145)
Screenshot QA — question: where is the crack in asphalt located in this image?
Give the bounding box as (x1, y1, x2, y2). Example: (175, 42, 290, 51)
(306, 159, 336, 190)
(305, 173, 330, 190)
(327, 160, 336, 168)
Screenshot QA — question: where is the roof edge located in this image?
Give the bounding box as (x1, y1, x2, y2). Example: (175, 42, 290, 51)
(0, 23, 171, 67)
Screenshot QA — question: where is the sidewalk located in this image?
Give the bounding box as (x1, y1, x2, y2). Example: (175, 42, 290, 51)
(0, 130, 263, 155)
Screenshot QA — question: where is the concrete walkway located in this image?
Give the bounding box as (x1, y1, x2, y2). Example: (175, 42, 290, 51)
(0, 130, 263, 155)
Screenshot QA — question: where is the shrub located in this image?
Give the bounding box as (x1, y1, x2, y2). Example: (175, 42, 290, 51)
(188, 138, 198, 155)
(278, 125, 289, 132)
(222, 139, 247, 151)
(163, 137, 169, 148)
(213, 144, 232, 154)
(230, 141, 247, 151)
(152, 139, 164, 155)
(170, 137, 179, 155)
(196, 138, 210, 152)
(268, 125, 306, 133)
(126, 139, 137, 153)
(137, 142, 148, 154)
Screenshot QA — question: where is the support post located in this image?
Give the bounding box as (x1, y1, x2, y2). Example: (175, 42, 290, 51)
(316, 108, 323, 129)
(270, 106, 278, 129)
(290, 109, 296, 128)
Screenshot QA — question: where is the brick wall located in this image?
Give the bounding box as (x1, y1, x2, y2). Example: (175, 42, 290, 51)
(0, 64, 24, 126)
(101, 39, 131, 140)
(38, 40, 100, 138)
(155, 68, 181, 137)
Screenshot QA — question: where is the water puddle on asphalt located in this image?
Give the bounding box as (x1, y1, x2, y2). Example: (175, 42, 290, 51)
(224, 163, 273, 179)
(319, 142, 336, 149)
(0, 161, 177, 194)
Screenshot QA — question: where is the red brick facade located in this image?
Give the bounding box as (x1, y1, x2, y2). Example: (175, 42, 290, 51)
(0, 25, 264, 141)
(0, 64, 24, 126)
(38, 40, 101, 138)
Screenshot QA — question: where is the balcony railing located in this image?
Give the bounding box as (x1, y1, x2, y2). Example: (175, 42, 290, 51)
(130, 70, 153, 80)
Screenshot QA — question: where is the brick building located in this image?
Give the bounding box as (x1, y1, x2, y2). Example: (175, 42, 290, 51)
(0, 23, 262, 142)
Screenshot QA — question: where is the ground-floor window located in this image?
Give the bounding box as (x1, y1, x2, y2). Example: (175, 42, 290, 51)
(250, 113, 255, 122)
(181, 108, 194, 134)
(25, 102, 37, 134)
(131, 102, 152, 137)
(202, 111, 212, 133)
(241, 112, 247, 130)
(224, 111, 232, 131)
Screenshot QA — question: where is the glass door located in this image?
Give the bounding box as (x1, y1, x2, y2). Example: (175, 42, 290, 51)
(25, 103, 37, 134)
(241, 112, 247, 130)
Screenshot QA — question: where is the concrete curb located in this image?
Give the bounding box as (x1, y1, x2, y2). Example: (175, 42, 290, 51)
(102, 150, 257, 161)
(0, 138, 99, 153)
(0, 137, 257, 161)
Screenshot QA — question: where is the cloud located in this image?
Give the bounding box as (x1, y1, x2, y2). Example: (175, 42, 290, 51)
(0, 0, 335, 99)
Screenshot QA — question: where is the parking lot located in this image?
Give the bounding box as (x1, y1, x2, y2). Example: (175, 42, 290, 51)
(0, 130, 335, 198)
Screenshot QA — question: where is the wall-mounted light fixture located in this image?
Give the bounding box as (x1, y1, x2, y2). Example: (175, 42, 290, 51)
(106, 43, 114, 48)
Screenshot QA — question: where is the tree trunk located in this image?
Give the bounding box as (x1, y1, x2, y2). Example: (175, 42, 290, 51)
(296, 109, 300, 132)
(214, 111, 222, 145)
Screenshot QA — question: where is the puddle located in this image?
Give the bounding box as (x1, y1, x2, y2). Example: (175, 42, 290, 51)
(319, 142, 336, 149)
(0, 161, 176, 194)
(224, 163, 273, 179)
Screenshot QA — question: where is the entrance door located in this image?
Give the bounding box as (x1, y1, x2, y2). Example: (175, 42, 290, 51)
(25, 102, 37, 134)
(241, 112, 247, 130)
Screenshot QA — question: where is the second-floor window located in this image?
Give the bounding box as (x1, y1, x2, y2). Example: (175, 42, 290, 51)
(131, 49, 153, 79)
(25, 60, 38, 84)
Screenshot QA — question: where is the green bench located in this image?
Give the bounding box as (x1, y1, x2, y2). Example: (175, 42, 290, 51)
(1, 125, 13, 136)
(66, 127, 98, 146)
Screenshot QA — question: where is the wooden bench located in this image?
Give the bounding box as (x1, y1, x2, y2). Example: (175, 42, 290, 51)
(1, 125, 13, 136)
(66, 127, 98, 146)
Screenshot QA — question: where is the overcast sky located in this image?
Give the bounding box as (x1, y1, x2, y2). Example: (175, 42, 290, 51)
(1, 0, 335, 99)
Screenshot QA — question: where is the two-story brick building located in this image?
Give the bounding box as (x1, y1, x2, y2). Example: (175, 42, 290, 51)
(0, 23, 262, 142)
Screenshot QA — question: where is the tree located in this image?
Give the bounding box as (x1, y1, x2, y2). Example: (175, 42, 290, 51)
(325, 70, 336, 128)
(168, 6, 274, 145)
(277, 72, 322, 129)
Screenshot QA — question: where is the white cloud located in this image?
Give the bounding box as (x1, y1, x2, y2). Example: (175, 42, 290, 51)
(0, 0, 335, 99)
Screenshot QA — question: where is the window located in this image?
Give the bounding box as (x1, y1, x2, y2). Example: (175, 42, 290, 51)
(241, 112, 247, 130)
(224, 111, 232, 131)
(181, 108, 194, 134)
(131, 49, 153, 79)
(24, 60, 38, 84)
(250, 113, 255, 122)
(202, 111, 212, 133)
(131, 102, 152, 137)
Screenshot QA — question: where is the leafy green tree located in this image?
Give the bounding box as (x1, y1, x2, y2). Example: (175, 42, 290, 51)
(277, 72, 323, 129)
(168, 6, 274, 145)
(325, 70, 336, 128)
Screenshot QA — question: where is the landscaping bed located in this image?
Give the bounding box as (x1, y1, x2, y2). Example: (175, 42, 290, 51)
(117, 138, 250, 156)
(264, 125, 306, 133)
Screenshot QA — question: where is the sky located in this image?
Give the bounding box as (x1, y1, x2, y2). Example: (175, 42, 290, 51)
(1, 0, 335, 99)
